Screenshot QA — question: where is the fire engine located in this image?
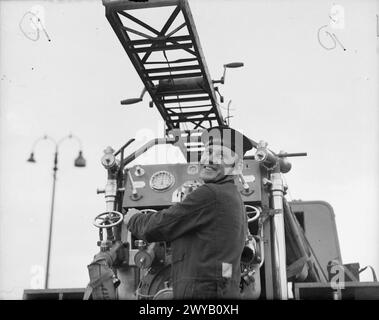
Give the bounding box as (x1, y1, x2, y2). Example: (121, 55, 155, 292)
(23, 0, 378, 300)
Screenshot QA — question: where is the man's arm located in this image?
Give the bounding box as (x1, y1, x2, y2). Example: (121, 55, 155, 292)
(127, 184, 216, 242)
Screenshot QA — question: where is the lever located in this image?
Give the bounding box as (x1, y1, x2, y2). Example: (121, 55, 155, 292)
(127, 170, 142, 200)
(121, 87, 147, 105)
(238, 174, 254, 195)
(213, 61, 244, 85)
(238, 174, 250, 192)
(127, 170, 138, 196)
(214, 87, 224, 103)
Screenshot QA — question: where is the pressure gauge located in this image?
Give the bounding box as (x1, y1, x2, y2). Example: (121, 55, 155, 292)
(149, 171, 175, 192)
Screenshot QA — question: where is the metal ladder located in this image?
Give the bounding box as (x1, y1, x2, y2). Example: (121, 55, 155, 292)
(103, 0, 225, 131)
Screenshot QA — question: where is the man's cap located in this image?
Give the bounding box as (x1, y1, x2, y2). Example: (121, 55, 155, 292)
(201, 126, 253, 158)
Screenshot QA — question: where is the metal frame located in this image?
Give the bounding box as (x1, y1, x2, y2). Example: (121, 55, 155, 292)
(23, 288, 86, 300)
(294, 282, 379, 300)
(103, 0, 225, 130)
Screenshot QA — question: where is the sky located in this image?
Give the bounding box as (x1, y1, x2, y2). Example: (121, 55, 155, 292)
(0, 0, 378, 299)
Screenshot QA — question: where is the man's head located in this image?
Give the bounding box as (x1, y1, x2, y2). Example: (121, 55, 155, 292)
(199, 143, 241, 182)
(199, 126, 253, 183)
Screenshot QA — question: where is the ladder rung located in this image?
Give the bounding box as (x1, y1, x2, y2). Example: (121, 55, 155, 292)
(133, 43, 193, 53)
(176, 116, 217, 122)
(130, 35, 192, 46)
(149, 72, 202, 81)
(144, 58, 198, 65)
(163, 96, 210, 103)
(166, 104, 212, 109)
(156, 89, 207, 97)
(146, 65, 201, 74)
(171, 110, 213, 117)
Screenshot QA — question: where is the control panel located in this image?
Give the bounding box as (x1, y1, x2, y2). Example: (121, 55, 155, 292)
(122, 159, 262, 209)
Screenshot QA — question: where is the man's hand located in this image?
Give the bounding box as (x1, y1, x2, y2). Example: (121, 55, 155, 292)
(124, 208, 141, 227)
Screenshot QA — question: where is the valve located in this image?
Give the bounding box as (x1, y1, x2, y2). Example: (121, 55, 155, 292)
(245, 205, 261, 223)
(238, 174, 254, 196)
(241, 234, 258, 265)
(93, 211, 123, 229)
(101, 146, 119, 170)
(134, 241, 156, 269)
(241, 268, 256, 285)
(132, 209, 158, 269)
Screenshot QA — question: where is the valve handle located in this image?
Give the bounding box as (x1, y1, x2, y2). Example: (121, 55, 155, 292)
(245, 205, 261, 223)
(93, 211, 123, 229)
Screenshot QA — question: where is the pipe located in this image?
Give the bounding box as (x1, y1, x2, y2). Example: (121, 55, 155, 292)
(121, 137, 177, 168)
(270, 170, 288, 299)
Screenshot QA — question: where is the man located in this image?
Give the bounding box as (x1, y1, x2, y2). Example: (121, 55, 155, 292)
(124, 126, 253, 299)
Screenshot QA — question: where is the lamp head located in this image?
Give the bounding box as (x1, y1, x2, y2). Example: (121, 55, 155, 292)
(74, 151, 86, 167)
(27, 152, 36, 163)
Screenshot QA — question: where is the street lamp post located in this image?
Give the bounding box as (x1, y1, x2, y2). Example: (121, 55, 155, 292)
(27, 134, 86, 289)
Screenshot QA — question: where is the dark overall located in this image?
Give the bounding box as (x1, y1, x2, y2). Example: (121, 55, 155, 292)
(127, 175, 247, 299)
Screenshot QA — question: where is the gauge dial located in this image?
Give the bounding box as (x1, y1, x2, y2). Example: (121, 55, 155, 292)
(149, 171, 175, 191)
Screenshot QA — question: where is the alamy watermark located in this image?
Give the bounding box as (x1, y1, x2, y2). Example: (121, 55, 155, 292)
(19, 5, 51, 42)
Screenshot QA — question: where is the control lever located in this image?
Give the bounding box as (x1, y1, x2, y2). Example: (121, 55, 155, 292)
(213, 62, 244, 85)
(238, 174, 254, 196)
(214, 87, 224, 103)
(127, 170, 142, 200)
(121, 87, 147, 105)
